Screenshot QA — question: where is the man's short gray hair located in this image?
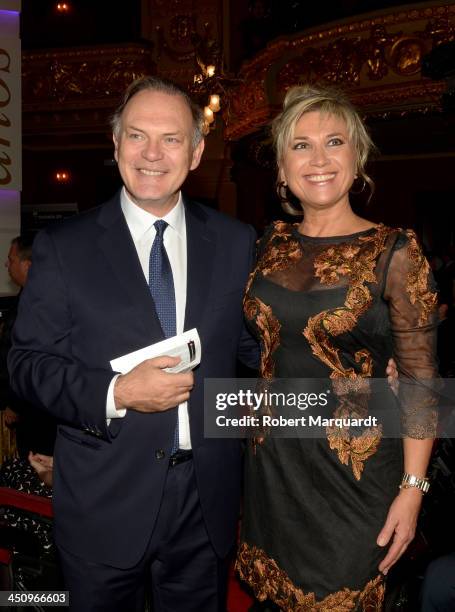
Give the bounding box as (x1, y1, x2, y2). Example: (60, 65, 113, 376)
(110, 76, 205, 149)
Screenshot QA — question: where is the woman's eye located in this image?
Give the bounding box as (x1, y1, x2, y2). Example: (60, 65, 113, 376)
(328, 138, 344, 146)
(293, 142, 308, 150)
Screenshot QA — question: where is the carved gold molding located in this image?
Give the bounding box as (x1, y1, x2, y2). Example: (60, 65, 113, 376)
(22, 43, 154, 111)
(21, 3, 454, 142)
(225, 2, 455, 140)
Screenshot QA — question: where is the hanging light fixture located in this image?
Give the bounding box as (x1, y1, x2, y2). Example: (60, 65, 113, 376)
(56, 2, 70, 13)
(54, 170, 71, 183)
(208, 94, 220, 112)
(190, 23, 241, 133)
(203, 106, 215, 125)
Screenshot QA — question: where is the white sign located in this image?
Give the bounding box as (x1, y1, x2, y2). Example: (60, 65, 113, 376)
(0, 4, 21, 191)
(0, 3, 21, 296)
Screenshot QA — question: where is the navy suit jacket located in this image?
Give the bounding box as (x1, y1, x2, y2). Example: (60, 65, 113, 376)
(8, 193, 259, 568)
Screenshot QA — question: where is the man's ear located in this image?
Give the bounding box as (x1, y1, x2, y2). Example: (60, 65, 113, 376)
(112, 133, 119, 162)
(190, 138, 205, 171)
(22, 259, 32, 282)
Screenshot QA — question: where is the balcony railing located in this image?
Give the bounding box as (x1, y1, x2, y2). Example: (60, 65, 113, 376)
(224, 2, 454, 140)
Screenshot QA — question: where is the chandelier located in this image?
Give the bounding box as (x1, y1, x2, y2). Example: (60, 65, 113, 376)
(189, 23, 241, 133)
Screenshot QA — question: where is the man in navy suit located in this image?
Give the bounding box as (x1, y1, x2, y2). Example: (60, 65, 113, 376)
(8, 77, 258, 611)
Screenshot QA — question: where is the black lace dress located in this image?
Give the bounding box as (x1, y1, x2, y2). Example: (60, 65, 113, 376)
(237, 222, 438, 611)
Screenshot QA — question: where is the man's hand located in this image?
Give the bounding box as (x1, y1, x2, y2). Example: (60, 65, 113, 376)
(386, 357, 399, 395)
(4, 406, 19, 426)
(114, 355, 194, 413)
(28, 452, 54, 487)
(376, 487, 422, 575)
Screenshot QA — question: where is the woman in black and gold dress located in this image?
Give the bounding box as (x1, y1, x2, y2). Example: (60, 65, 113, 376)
(237, 85, 438, 610)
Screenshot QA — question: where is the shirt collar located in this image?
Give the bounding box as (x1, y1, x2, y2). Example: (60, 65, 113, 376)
(120, 187, 185, 242)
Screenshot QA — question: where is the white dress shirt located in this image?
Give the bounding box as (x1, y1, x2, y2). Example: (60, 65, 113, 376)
(106, 187, 191, 449)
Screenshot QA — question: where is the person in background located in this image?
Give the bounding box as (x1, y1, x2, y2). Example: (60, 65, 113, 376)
(429, 251, 455, 377)
(421, 553, 455, 611)
(0, 235, 56, 459)
(1, 235, 34, 435)
(0, 450, 54, 554)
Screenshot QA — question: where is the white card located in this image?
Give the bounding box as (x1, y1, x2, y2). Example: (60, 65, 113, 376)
(110, 328, 201, 374)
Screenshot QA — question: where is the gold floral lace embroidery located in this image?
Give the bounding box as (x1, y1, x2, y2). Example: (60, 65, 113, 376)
(245, 221, 303, 295)
(237, 542, 385, 612)
(326, 376, 381, 481)
(303, 225, 393, 479)
(399, 379, 438, 440)
(244, 222, 299, 379)
(326, 416, 383, 481)
(404, 229, 438, 326)
(243, 223, 297, 451)
(244, 296, 281, 381)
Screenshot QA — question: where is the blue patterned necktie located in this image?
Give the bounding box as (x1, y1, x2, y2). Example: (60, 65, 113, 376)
(148, 220, 179, 453)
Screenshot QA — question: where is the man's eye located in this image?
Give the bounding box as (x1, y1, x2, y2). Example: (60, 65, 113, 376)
(128, 133, 142, 140)
(165, 137, 179, 143)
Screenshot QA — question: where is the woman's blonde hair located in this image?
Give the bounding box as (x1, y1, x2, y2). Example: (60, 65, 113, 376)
(272, 84, 376, 215)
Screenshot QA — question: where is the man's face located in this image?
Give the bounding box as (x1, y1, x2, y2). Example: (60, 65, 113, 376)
(6, 243, 30, 288)
(113, 89, 204, 215)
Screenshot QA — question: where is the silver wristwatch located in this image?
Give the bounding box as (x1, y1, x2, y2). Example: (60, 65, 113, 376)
(399, 472, 430, 494)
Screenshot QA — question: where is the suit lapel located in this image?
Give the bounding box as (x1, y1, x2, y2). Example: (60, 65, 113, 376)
(184, 199, 216, 332)
(96, 195, 165, 342)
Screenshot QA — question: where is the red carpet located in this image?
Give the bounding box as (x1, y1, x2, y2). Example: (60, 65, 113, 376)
(227, 561, 254, 611)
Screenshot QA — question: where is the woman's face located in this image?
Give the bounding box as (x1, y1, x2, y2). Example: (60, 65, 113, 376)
(280, 111, 357, 212)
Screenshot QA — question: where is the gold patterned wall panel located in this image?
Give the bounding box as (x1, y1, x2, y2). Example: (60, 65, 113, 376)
(22, 43, 155, 137)
(225, 2, 455, 140)
(23, 44, 155, 108)
(22, 1, 224, 138)
(146, 0, 222, 85)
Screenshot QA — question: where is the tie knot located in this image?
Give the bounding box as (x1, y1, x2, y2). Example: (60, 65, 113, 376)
(154, 219, 168, 238)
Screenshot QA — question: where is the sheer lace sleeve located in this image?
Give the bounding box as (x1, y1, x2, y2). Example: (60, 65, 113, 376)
(383, 230, 439, 438)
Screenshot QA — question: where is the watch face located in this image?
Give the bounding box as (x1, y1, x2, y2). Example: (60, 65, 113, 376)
(401, 473, 430, 493)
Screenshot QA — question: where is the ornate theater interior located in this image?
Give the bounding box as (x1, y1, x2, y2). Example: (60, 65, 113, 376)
(19, 0, 455, 242)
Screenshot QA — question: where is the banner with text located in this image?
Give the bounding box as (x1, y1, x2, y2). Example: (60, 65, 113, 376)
(204, 378, 454, 439)
(0, 5, 21, 191)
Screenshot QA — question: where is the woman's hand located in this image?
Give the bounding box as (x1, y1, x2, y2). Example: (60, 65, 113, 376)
(28, 451, 54, 487)
(376, 488, 423, 574)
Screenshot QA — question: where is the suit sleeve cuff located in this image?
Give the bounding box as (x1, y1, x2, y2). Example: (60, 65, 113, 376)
(106, 374, 127, 419)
